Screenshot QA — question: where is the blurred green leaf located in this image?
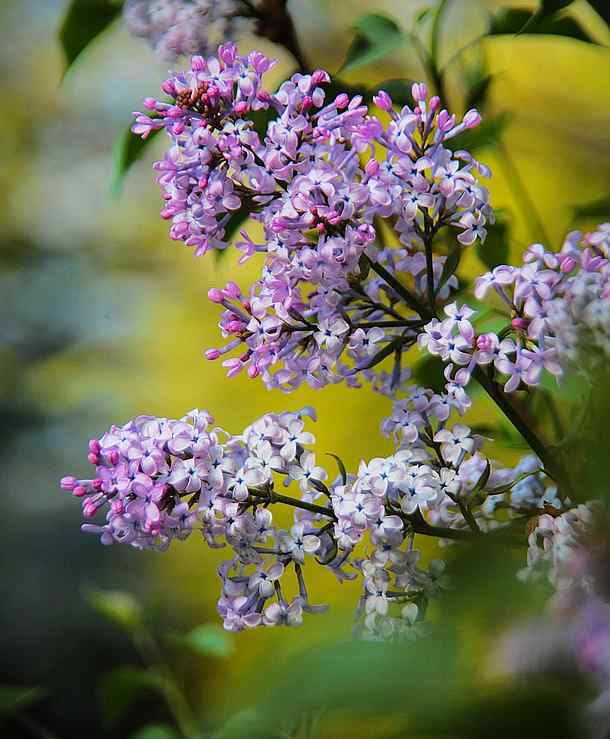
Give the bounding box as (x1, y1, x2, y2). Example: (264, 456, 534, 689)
(170, 624, 233, 658)
(59, 0, 123, 76)
(99, 667, 165, 725)
(412, 354, 446, 394)
(112, 126, 161, 197)
(85, 588, 143, 632)
(130, 724, 179, 739)
(587, 0, 610, 25)
(489, 7, 596, 44)
(541, 0, 575, 13)
(341, 14, 404, 73)
(465, 70, 494, 111)
(436, 248, 461, 295)
(476, 219, 510, 270)
(374, 79, 414, 107)
(571, 197, 610, 221)
(0, 685, 46, 715)
(448, 113, 511, 153)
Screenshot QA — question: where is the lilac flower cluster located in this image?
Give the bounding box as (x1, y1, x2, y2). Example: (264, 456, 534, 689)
(421, 224, 610, 396)
(124, 0, 248, 60)
(132, 47, 492, 390)
(61, 385, 569, 637)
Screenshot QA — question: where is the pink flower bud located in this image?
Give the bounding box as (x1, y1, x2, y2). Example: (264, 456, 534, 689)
(559, 255, 576, 273)
(224, 281, 241, 299)
(93, 479, 103, 491)
(60, 476, 77, 491)
(191, 55, 205, 71)
(334, 93, 349, 110)
(463, 109, 481, 129)
(143, 97, 157, 110)
(74, 486, 87, 499)
(437, 110, 455, 132)
(88, 439, 101, 455)
(411, 82, 428, 102)
(257, 90, 271, 103)
(365, 159, 379, 176)
(109, 451, 120, 465)
(301, 95, 314, 111)
(511, 317, 529, 330)
(87, 453, 99, 465)
(312, 69, 330, 85)
(83, 501, 97, 517)
(111, 500, 124, 514)
(161, 79, 176, 96)
(227, 320, 243, 333)
(429, 95, 441, 111)
(234, 101, 249, 115)
(205, 349, 221, 360)
(207, 288, 223, 303)
(373, 90, 392, 112)
(247, 365, 260, 379)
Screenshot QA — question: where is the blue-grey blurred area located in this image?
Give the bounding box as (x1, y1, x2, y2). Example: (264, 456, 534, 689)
(1, 1, 610, 738)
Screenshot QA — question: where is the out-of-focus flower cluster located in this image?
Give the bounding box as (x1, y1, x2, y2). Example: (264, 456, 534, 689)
(421, 224, 610, 395)
(124, 0, 250, 60)
(132, 45, 492, 392)
(494, 504, 610, 738)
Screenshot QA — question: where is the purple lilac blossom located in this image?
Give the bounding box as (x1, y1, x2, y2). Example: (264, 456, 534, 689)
(132, 49, 493, 392)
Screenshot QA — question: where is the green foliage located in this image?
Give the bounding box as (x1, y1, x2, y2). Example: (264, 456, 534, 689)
(476, 218, 510, 270)
(436, 248, 461, 295)
(85, 588, 143, 633)
(130, 723, 179, 739)
(99, 667, 165, 725)
(489, 7, 597, 44)
(572, 197, 610, 221)
(412, 354, 446, 394)
(170, 624, 233, 658)
(341, 14, 404, 74)
(59, 0, 123, 76)
(448, 113, 511, 153)
(587, 0, 610, 25)
(112, 126, 161, 197)
(0, 685, 45, 715)
(326, 453, 347, 485)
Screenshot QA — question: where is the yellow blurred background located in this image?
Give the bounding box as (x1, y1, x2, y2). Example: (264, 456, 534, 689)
(1, 0, 609, 735)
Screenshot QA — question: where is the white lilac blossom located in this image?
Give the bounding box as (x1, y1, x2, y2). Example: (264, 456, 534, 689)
(132, 48, 492, 391)
(420, 224, 610, 397)
(61, 390, 569, 636)
(124, 0, 248, 60)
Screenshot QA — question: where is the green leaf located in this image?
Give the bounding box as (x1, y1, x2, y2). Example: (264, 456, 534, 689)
(373, 79, 414, 107)
(170, 624, 233, 658)
(59, 0, 123, 77)
(587, 0, 610, 25)
(448, 113, 510, 153)
(465, 70, 494, 111)
(130, 724, 179, 739)
(341, 14, 404, 73)
(489, 7, 596, 44)
(0, 685, 46, 715)
(571, 197, 610, 220)
(436, 249, 461, 295)
(99, 667, 165, 725)
(412, 354, 446, 394)
(541, 0, 575, 12)
(326, 453, 347, 485)
(85, 588, 143, 633)
(112, 126, 161, 197)
(476, 219, 510, 270)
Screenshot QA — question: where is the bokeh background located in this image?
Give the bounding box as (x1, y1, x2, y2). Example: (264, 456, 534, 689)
(1, 0, 609, 736)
